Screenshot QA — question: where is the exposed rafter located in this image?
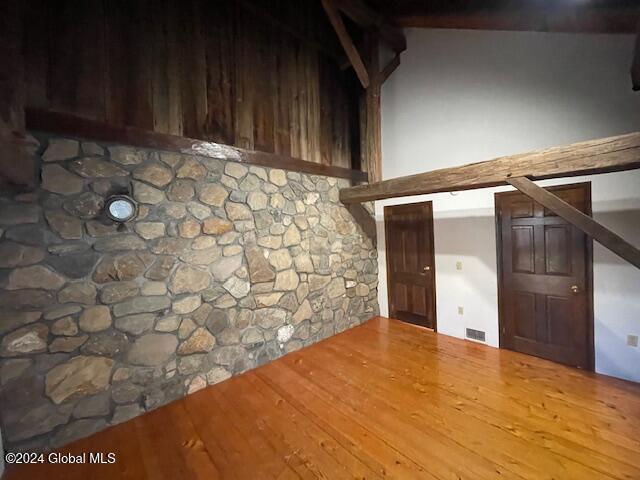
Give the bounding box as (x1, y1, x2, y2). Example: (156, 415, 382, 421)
(339, 132, 640, 203)
(507, 177, 640, 269)
(321, 0, 370, 89)
(336, 0, 406, 53)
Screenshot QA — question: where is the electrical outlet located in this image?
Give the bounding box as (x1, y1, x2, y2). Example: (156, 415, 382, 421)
(627, 335, 639, 347)
(456, 261, 463, 271)
(458, 306, 464, 315)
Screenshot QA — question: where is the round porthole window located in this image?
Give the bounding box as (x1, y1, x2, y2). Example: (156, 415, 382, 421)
(105, 195, 137, 223)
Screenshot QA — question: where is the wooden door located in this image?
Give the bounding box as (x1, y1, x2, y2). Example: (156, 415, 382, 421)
(496, 183, 593, 369)
(385, 202, 437, 329)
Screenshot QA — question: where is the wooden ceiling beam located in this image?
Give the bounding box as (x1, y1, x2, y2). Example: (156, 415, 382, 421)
(321, 0, 370, 89)
(339, 131, 640, 203)
(337, 0, 406, 53)
(632, 29, 640, 91)
(507, 177, 640, 269)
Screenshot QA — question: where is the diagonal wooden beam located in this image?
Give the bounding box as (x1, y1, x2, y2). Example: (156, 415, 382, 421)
(321, 0, 369, 89)
(507, 177, 640, 269)
(337, 0, 406, 53)
(378, 54, 400, 84)
(339, 131, 640, 203)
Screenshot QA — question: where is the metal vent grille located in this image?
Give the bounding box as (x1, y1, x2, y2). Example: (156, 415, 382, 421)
(466, 328, 486, 342)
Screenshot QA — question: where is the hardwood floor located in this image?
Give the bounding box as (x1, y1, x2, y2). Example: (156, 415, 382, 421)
(5, 317, 640, 479)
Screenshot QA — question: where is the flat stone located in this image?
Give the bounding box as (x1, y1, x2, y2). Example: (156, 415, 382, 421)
(269, 169, 287, 186)
(173, 295, 202, 314)
(51, 418, 107, 449)
(177, 158, 207, 180)
(69, 157, 128, 177)
(49, 335, 88, 353)
(93, 253, 148, 283)
(241, 328, 264, 345)
(157, 202, 187, 220)
(79, 305, 112, 332)
(269, 249, 292, 271)
(146, 255, 175, 280)
(167, 179, 195, 202)
(58, 282, 97, 304)
(253, 308, 287, 329)
(179, 218, 201, 238)
(51, 316, 78, 336)
(327, 278, 346, 299)
(198, 184, 228, 207)
(141, 281, 167, 296)
(226, 202, 252, 221)
(63, 192, 103, 218)
(82, 142, 104, 156)
(109, 146, 142, 165)
(73, 392, 111, 418)
(178, 318, 197, 339)
(80, 331, 128, 357)
(170, 265, 211, 294)
(246, 191, 268, 210)
(356, 283, 370, 296)
(239, 174, 260, 192)
(0, 242, 44, 268)
(292, 299, 313, 325)
(48, 242, 90, 255)
(159, 152, 182, 168)
(225, 162, 248, 179)
(111, 404, 143, 425)
(206, 367, 231, 385)
(93, 234, 146, 252)
(270, 193, 285, 209)
(150, 238, 190, 255)
(85, 220, 119, 237)
(294, 253, 314, 273)
(7, 265, 66, 290)
(42, 164, 84, 194)
(44, 305, 81, 320)
(216, 327, 241, 345)
(278, 291, 298, 312)
(256, 235, 282, 250)
(134, 222, 165, 239)
(0, 204, 40, 225)
(180, 246, 222, 266)
(155, 315, 180, 332)
(45, 210, 83, 239)
(223, 276, 250, 299)
(4, 401, 72, 442)
(113, 296, 171, 317)
(309, 274, 331, 291)
(0, 323, 48, 357)
(178, 327, 216, 354)
(296, 282, 309, 303)
(133, 181, 165, 204)
(283, 224, 301, 247)
(187, 202, 211, 220)
(0, 358, 33, 386)
(274, 269, 299, 291)
(202, 217, 233, 235)
(214, 293, 237, 309)
(245, 244, 276, 283)
(45, 355, 115, 404)
(42, 138, 79, 162)
(46, 251, 100, 279)
(223, 245, 242, 256)
(112, 383, 143, 404)
(211, 254, 243, 282)
(254, 292, 283, 307)
(114, 313, 155, 335)
(127, 333, 178, 366)
(133, 162, 173, 187)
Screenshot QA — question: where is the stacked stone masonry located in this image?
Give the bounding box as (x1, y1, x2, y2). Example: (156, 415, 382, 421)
(0, 135, 379, 452)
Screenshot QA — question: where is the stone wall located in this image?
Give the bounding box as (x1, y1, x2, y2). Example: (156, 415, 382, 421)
(0, 134, 379, 452)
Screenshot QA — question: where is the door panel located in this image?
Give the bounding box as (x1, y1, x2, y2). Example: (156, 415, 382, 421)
(385, 202, 436, 330)
(497, 184, 593, 369)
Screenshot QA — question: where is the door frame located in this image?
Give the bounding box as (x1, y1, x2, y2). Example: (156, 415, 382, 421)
(494, 182, 595, 370)
(384, 201, 438, 332)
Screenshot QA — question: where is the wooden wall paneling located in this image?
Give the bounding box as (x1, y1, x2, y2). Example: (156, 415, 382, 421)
(176, 0, 208, 140)
(203, 0, 235, 145)
(274, 26, 292, 158)
(49, 0, 106, 120)
(319, 56, 335, 166)
(251, 17, 276, 154)
(105, 0, 154, 129)
(234, 3, 255, 150)
(22, 0, 49, 110)
(305, 45, 322, 164)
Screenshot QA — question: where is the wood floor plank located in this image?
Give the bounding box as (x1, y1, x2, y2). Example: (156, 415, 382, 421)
(5, 317, 640, 480)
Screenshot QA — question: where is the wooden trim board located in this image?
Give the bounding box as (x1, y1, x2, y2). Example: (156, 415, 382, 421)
(339, 131, 640, 203)
(507, 176, 640, 269)
(25, 108, 369, 182)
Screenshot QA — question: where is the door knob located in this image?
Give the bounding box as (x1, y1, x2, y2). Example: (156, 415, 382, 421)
(570, 285, 579, 293)
(423, 266, 431, 272)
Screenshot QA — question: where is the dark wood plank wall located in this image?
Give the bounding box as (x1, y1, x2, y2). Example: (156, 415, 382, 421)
(22, 0, 360, 170)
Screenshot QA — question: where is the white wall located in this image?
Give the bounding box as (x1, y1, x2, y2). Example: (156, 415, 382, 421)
(377, 29, 640, 382)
